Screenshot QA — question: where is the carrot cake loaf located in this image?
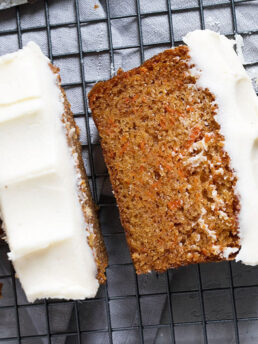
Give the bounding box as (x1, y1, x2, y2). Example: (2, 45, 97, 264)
(0, 42, 107, 301)
(89, 30, 258, 274)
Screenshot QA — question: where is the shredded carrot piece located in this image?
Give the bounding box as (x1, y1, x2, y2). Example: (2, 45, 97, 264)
(107, 118, 117, 128)
(168, 200, 182, 211)
(179, 185, 185, 193)
(119, 141, 129, 156)
(175, 109, 185, 117)
(159, 119, 167, 129)
(164, 105, 174, 113)
(186, 106, 194, 112)
(175, 162, 185, 179)
(152, 180, 161, 189)
(190, 126, 201, 140)
(201, 248, 209, 256)
(196, 193, 201, 202)
(178, 169, 185, 179)
(204, 133, 212, 143)
(163, 162, 172, 171)
(121, 135, 127, 143)
(185, 126, 201, 148)
(140, 67, 148, 73)
(169, 118, 175, 126)
(139, 142, 145, 151)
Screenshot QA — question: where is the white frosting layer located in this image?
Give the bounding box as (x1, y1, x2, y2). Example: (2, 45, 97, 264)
(0, 42, 99, 301)
(184, 30, 258, 265)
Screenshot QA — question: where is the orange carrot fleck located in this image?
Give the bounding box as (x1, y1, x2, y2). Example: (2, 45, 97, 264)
(140, 67, 148, 73)
(168, 200, 182, 211)
(119, 141, 129, 156)
(139, 141, 145, 151)
(163, 162, 172, 171)
(185, 126, 201, 148)
(152, 180, 161, 189)
(204, 133, 212, 143)
(108, 118, 117, 128)
(175, 162, 185, 179)
(169, 118, 175, 126)
(178, 169, 185, 179)
(186, 106, 194, 112)
(159, 119, 166, 129)
(121, 135, 127, 143)
(164, 105, 174, 113)
(190, 126, 201, 140)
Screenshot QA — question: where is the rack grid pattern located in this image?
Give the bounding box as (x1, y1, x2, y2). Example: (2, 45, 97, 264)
(0, 0, 258, 343)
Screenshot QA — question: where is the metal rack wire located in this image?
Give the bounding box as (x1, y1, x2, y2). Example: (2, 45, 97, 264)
(0, 0, 258, 343)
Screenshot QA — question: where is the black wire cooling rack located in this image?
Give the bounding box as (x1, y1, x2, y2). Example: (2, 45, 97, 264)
(0, 0, 258, 343)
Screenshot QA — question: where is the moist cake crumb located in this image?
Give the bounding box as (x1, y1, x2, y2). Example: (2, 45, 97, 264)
(89, 42, 240, 274)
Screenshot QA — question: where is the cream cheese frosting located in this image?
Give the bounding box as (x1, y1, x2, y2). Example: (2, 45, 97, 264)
(0, 42, 99, 301)
(184, 30, 258, 265)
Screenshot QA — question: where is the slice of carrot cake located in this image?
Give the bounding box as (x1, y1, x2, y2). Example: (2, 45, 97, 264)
(89, 29, 258, 274)
(0, 42, 107, 301)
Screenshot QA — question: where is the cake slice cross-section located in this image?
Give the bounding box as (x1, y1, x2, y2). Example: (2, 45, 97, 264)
(89, 30, 258, 274)
(0, 42, 107, 302)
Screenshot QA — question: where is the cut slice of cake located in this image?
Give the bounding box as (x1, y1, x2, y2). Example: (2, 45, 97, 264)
(89, 30, 258, 274)
(0, 42, 107, 301)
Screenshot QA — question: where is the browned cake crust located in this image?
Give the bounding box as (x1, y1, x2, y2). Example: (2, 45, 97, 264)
(51, 64, 108, 283)
(89, 46, 240, 274)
